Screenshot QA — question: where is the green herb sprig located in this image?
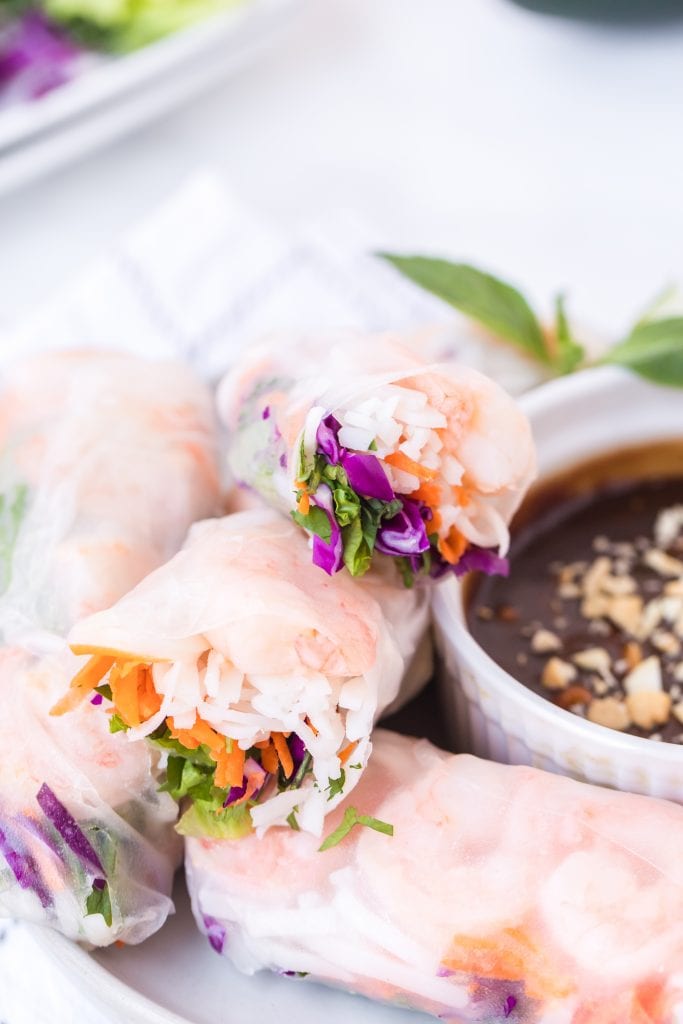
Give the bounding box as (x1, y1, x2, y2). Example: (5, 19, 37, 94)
(380, 255, 683, 388)
(318, 806, 394, 852)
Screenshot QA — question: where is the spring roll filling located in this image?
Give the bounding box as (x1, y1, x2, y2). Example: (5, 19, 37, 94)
(286, 379, 512, 583)
(61, 647, 377, 837)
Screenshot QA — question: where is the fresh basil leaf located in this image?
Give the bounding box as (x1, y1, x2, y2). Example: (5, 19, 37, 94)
(319, 806, 394, 852)
(604, 317, 683, 387)
(326, 768, 346, 802)
(85, 879, 112, 927)
(342, 519, 372, 577)
(175, 799, 253, 840)
(379, 255, 550, 364)
(291, 506, 332, 543)
(553, 294, 585, 374)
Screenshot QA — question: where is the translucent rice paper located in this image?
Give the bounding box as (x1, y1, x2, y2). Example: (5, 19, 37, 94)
(0, 648, 180, 945)
(0, 350, 221, 650)
(68, 512, 432, 836)
(187, 729, 683, 1023)
(216, 330, 535, 575)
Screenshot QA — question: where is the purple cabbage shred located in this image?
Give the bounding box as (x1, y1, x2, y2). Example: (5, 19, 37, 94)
(0, 825, 52, 907)
(261, 405, 270, 420)
(288, 733, 307, 773)
(203, 914, 226, 954)
(504, 994, 517, 1018)
(0, 12, 79, 100)
(36, 783, 103, 873)
(311, 483, 343, 575)
(375, 498, 430, 557)
(315, 414, 393, 500)
(90, 692, 103, 706)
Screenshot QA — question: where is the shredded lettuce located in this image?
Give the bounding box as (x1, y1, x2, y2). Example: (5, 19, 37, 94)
(175, 799, 252, 840)
(85, 877, 112, 927)
(0, 484, 27, 593)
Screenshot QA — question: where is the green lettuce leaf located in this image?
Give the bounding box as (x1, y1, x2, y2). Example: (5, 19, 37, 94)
(0, 484, 28, 593)
(176, 799, 253, 840)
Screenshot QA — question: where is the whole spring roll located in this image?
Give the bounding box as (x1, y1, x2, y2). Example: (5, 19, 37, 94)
(186, 729, 683, 1024)
(0, 648, 179, 945)
(0, 350, 220, 647)
(217, 332, 535, 584)
(0, 350, 222, 943)
(60, 511, 432, 837)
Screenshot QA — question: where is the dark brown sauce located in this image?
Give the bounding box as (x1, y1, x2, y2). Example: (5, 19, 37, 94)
(467, 440, 683, 742)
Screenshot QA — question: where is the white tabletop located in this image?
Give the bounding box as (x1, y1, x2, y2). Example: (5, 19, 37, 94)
(2, 0, 683, 341)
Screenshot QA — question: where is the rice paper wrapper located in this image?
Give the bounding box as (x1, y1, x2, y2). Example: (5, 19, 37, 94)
(68, 511, 432, 837)
(0, 648, 180, 945)
(187, 729, 683, 1023)
(0, 350, 221, 650)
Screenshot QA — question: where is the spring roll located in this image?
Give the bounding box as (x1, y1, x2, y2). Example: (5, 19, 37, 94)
(186, 728, 683, 1024)
(0, 350, 221, 943)
(0, 350, 220, 647)
(0, 648, 179, 945)
(217, 331, 535, 584)
(60, 511, 432, 838)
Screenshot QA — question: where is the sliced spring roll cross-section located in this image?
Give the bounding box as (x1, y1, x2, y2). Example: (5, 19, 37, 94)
(59, 512, 432, 838)
(217, 331, 536, 584)
(186, 729, 683, 1024)
(0, 350, 220, 646)
(0, 648, 179, 945)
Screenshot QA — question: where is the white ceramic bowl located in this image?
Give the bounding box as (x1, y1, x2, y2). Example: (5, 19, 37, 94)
(433, 365, 683, 799)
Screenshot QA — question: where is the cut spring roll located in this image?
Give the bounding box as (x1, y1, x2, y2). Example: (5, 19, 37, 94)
(0, 648, 179, 945)
(186, 729, 683, 1024)
(0, 350, 220, 647)
(217, 331, 536, 584)
(60, 512, 432, 838)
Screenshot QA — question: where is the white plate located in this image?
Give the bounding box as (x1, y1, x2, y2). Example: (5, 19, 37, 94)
(29, 874, 434, 1024)
(0, 0, 304, 195)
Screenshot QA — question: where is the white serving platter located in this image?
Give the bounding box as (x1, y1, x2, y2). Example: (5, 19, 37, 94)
(0, 0, 304, 195)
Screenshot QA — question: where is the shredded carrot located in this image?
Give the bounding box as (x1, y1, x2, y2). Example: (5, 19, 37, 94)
(297, 491, 310, 515)
(410, 481, 441, 507)
(214, 743, 245, 790)
(384, 451, 436, 482)
(304, 716, 319, 737)
(338, 740, 359, 765)
(255, 739, 279, 775)
(137, 666, 162, 721)
(272, 732, 294, 778)
(50, 654, 116, 716)
(453, 485, 471, 508)
(438, 527, 468, 565)
(110, 665, 143, 728)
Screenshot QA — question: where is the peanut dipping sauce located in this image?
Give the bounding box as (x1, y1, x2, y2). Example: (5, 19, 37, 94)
(467, 441, 683, 743)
